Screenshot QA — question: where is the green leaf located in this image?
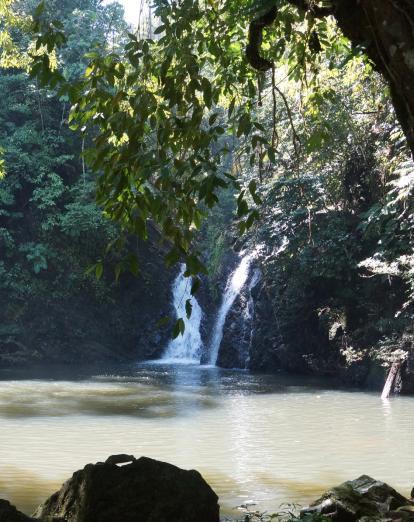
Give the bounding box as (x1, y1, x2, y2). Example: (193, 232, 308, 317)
(228, 98, 236, 117)
(191, 277, 201, 295)
(34, 1, 45, 17)
(201, 77, 212, 109)
(157, 316, 170, 328)
(165, 248, 181, 266)
(185, 299, 193, 319)
(209, 113, 219, 126)
(114, 263, 123, 282)
(237, 198, 249, 217)
(237, 113, 251, 137)
(267, 147, 276, 164)
(172, 318, 185, 338)
(128, 254, 139, 276)
(95, 262, 103, 280)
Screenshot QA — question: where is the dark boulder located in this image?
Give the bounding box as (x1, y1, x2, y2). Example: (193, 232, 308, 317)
(0, 499, 33, 522)
(34, 455, 220, 522)
(301, 475, 414, 522)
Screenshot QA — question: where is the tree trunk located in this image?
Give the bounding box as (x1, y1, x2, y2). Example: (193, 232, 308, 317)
(331, 0, 414, 158)
(258, 1, 414, 157)
(381, 361, 402, 399)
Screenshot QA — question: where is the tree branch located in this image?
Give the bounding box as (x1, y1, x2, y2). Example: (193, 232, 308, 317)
(246, 5, 278, 71)
(246, 1, 333, 72)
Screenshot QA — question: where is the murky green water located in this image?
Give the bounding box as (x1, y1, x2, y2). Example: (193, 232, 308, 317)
(0, 363, 413, 516)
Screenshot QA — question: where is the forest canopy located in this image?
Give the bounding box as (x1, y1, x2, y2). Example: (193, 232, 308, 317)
(1, 0, 414, 353)
(22, 0, 413, 277)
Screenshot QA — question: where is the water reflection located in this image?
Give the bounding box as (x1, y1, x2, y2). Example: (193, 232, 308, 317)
(0, 363, 413, 517)
(0, 468, 60, 515)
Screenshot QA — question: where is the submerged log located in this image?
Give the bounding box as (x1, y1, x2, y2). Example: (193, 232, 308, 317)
(381, 361, 402, 399)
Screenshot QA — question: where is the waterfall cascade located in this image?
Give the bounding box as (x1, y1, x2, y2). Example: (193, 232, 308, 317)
(208, 255, 253, 366)
(162, 265, 204, 363)
(161, 255, 257, 367)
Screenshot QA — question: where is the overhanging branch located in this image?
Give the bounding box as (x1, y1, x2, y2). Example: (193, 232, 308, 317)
(246, 1, 334, 72)
(246, 5, 278, 71)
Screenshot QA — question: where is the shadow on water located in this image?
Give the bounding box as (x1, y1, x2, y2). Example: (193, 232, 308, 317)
(0, 382, 218, 419)
(0, 361, 370, 419)
(0, 467, 60, 515)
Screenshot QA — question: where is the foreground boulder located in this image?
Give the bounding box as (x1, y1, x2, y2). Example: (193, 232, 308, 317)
(301, 475, 414, 522)
(0, 500, 33, 522)
(33, 455, 219, 522)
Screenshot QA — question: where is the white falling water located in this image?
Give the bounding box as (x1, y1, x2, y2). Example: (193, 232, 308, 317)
(162, 265, 204, 364)
(209, 255, 253, 366)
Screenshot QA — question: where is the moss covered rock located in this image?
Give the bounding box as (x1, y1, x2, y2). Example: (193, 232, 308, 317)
(301, 475, 413, 522)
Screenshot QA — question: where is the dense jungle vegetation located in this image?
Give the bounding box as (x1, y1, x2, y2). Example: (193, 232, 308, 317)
(1, 0, 414, 378)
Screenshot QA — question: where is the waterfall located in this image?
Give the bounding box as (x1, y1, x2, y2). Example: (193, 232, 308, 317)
(208, 255, 253, 366)
(162, 265, 204, 364)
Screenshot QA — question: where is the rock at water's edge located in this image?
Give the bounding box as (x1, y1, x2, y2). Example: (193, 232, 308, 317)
(33, 455, 220, 522)
(301, 475, 413, 522)
(0, 499, 34, 522)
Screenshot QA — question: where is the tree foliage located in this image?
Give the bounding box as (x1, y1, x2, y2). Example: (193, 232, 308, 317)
(28, 0, 365, 277)
(0, 0, 127, 301)
(2, 0, 414, 363)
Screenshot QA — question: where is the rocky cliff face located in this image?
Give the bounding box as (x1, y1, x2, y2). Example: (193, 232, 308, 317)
(216, 266, 281, 371)
(212, 254, 414, 394)
(214, 265, 311, 374)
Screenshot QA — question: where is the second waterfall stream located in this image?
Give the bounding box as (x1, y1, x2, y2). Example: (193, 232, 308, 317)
(208, 255, 253, 365)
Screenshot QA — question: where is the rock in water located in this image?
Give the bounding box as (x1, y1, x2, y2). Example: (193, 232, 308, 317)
(301, 475, 413, 522)
(0, 499, 34, 521)
(33, 456, 220, 522)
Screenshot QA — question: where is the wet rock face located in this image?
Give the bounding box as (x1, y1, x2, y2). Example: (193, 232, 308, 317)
(301, 475, 414, 522)
(216, 266, 282, 371)
(248, 279, 284, 372)
(34, 455, 220, 522)
(402, 353, 414, 395)
(0, 233, 175, 369)
(0, 499, 33, 521)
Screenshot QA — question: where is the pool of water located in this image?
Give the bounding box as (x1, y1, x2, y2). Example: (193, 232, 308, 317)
(0, 363, 413, 517)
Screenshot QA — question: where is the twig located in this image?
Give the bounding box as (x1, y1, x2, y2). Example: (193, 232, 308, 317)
(271, 66, 279, 150)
